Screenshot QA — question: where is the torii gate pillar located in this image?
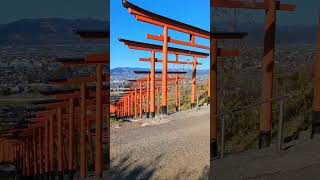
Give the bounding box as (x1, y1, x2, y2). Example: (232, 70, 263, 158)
(259, 0, 277, 148)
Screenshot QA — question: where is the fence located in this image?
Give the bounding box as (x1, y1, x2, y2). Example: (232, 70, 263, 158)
(217, 95, 291, 158)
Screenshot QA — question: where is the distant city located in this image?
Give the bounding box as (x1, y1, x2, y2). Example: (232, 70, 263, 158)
(0, 18, 316, 96)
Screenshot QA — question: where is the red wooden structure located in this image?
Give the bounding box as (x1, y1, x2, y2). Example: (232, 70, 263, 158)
(212, 0, 296, 148)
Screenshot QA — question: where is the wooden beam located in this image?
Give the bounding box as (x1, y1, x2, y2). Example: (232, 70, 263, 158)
(49, 74, 109, 85)
(119, 38, 209, 58)
(75, 31, 109, 39)
(139, 58, 203, 65)
(147, 34, 210, 49)
(122, 0, 210, 39)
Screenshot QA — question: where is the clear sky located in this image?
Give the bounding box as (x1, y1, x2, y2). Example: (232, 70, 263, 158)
(0, 0, 319, 69)
(110, 0, 210, 70)
(111, 0, 320, 69)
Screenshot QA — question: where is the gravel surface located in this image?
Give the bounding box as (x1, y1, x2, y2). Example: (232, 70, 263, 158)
(213, 131, 320, 180)
(110, 106, 210, 180)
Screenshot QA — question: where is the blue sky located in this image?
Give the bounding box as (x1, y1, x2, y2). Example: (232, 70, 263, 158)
(110, 0, 320, 69)
(110, 0, 210, 69)
(0, 0, 319, 69)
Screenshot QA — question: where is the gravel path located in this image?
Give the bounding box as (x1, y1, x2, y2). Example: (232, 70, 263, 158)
(213, 131, 320, 180)
(110, 106, 210, 180)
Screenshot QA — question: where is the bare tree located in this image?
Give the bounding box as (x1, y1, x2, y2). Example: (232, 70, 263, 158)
(212, 7, 256, 109)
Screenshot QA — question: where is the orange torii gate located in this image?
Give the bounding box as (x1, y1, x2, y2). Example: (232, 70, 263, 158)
(134, 71, 187, 115)
(119, 38, 208, 115)
(17, 102, 107, 179)
(27, 105, 66, 178)
(26, 93, 109, 179)
(41, 87, 109, 177)
(57, 54, 109, 178)
(49, 73, 109, 179)
(212, 0, 296, 148)
(128, 76, 184, 117)
(115, 83, 176, 119)
(125, 87, 147, 119)
(0, 109, 48, 178)
(313, 17, 320, 138)
(128, 77, 184, 118)
(0, 113, 51, 178)
(0, 26, 110, 180)
(76, 30, 110, 176)
(121, 1, 248, 161)
(139, 58, 204, 110)
(116, 89, 148, 119)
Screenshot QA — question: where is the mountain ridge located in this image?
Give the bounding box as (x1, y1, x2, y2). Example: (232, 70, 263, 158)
(0, 18, 317, 45)
(0, 18, 108, 45)
(110, 67, 209, 76)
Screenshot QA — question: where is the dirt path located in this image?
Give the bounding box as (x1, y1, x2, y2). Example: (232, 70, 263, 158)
(110, 106, 210, 180)
(213, 131, 320, 180)
(109, 105, 320, 180)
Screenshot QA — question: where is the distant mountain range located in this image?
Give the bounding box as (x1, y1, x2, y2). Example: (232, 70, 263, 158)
(110, 67, 209, 77)
(0, 18, 108, 45)
(235, 23, 317, 45)
(0, 18, 317, 45)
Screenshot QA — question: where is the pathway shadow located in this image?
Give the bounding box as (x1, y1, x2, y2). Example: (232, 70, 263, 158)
(109, 152, 163, 180)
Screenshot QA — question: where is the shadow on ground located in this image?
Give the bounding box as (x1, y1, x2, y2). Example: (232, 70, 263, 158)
(109, 152, 164, 180)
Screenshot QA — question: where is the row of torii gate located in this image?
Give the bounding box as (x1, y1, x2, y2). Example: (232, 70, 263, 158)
(0, 30, 110, 179)
(2, 0, 320, 179)
(113, 0, 303, 167)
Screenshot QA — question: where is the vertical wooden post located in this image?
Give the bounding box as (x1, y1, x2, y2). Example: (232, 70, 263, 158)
(146, 74, 150, 118)
(80, 82, 87, 178)
(57, 107, 63, 179)
(106, 65, 111, 172)
(20, 143, 23, 175)
(210, 39, 218, 160)
(127, 95, 130, 118)
(259, 0, 276, 148)
(28, 140, 32, 177)
(162, 26, 169, 114)
(157, 87, 161, 113)
(143, 93, 146, 116)
(96, 64, 103, 178)
(191, 56, 197, 108)
(126, 96, 129, 117)
(25, 139, 30, 177)
(32, 129, 38, 177)
(150, 50, 156, 118)
(131, 92, 134, 118)
(44, 119, 49, 179)
(175, 74, 179, 111)
(49, 115, 54, 178)
(68, 98, 74, 179)
(134, 88, 137, 118)
(22, 142, 26, 177)
(38, 128, 43, 178)
(0, 139, 2, 164)
(73, 124, 77, 174)
(140, 82, 143, 118)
